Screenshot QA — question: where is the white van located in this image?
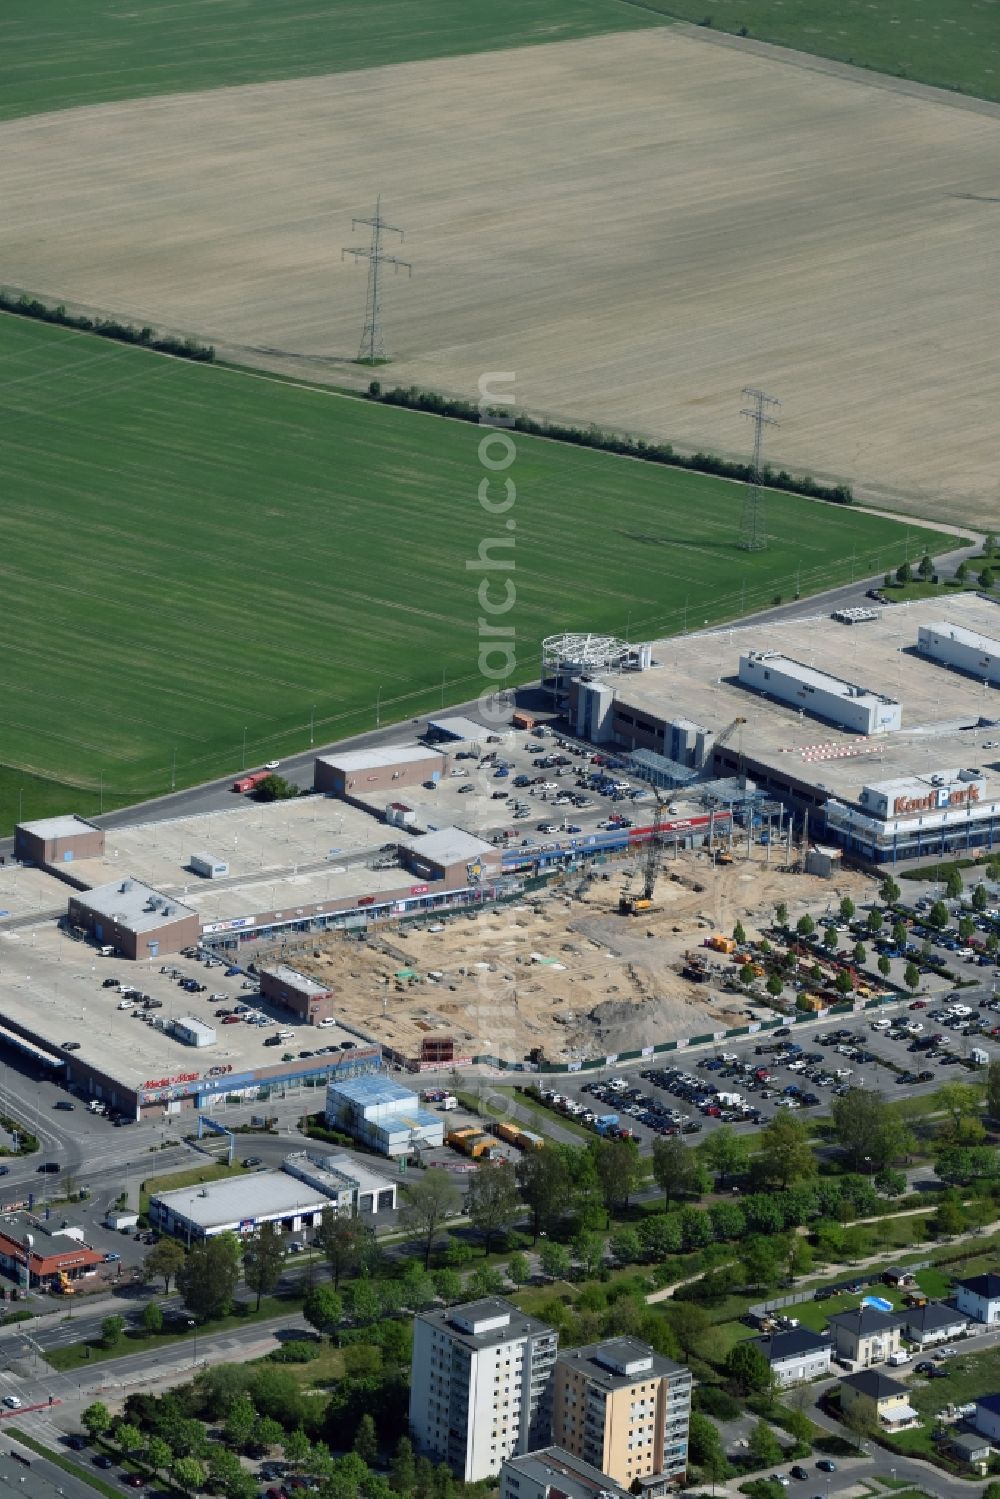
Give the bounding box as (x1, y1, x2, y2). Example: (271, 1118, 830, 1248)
(116, 997, 135, 1010)
(317, 1017, 336, 1028)
(276, 1029, 294, 1042)
(98, 945, 115, 958)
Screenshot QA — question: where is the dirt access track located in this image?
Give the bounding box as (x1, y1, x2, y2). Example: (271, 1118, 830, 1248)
(3, 28, 998, 526)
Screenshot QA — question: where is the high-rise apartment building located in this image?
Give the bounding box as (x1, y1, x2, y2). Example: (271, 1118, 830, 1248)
(409, 1299, 559, 1481)
(551, 1337, 692, 1488)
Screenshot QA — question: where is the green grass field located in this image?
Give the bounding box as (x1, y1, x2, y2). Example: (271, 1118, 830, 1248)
(0, 0, 663, 122)
(627, 0, 1000, 103)
(0, 314, 938, 830)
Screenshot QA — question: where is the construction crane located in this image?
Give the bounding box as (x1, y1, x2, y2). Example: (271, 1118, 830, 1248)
(619, 784, 668, 916)
(714, 715, 747, 753)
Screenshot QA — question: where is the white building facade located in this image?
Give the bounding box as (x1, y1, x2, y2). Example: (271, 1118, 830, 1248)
(957, 1274, 1000, 1325)
(410, 1299, 558, 1482)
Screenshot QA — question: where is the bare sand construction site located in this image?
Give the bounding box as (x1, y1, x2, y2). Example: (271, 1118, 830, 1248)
(284, 854, 874, 1063)
(1, 28, 998, 524)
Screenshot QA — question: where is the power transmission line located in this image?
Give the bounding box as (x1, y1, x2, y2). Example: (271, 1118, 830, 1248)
(342, 195, 412, 364)
(738, 386, 780, 552)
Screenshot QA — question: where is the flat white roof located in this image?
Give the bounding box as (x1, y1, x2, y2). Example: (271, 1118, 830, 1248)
(427, 715, 494, 741)
(174, 1017, 215, 1042)
(408, 827, 495, 866)
(76, 878, 196, 934)
(317, 744, 442, 773)
(264, 964, 330, 998)
(18, 815, 96, 839)
(922, 621, 1000, 654)
(742, 651, 897, 707)
(152, 1170, 328, 1229)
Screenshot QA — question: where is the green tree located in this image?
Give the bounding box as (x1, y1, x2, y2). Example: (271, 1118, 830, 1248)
(101, 1314, 125, 1349)
(689, 1411, 726, 1467)
(591, 1136, 646, 1220)
(516, 1141, 573, 1242)
(874, 1168, 906, 1198)
(507, 1251, 531, 1286)
(917, 553, 935, 581)
(980, 567, 995, 590)
(867, 908, 883, 934)
(572, 1229, 605, 1278)
(877, 954, 891, 978)
(172, 1456, 206, 1495)
(431, 1267, 463, 1303)
(839, 895, 856, 921)
(747, 1418, 782, 1468)
(82, 1402, 111, 1440)
(834, 970, 853, 996)
(892, 920, 907, 948)
(252, 774, 298, 802)
(987, 1059, 1000, 1123)
(741, 1237, 780, 1289)
(702, 1124, 749, 1186)
(283, 1428, 311, 1466)
(973, 883, 989, 912)
(467, 1158, 521, 1255)
(956, 560, 969, 584)
(142, 1300, 163, 1335)
(935, 1081, 984, 1141)
(314, 1207, 369, 1289)
(823, 925, 838, 951)
(903, 962, 921, 992)
(880, 876, 901, 904)
(775, 903, 788, 927)
(244, 1221, 285, 1311)
(896, 561, 912, 585)
(467, 1264, 506, 1298)
(345, 1277, 381, 1325)
(945, 867, 964, 899)
(740, 962, 756, 986)
(113, 1421, 142, 1455)
(147, 1436, 172, 1472)
(796, 914, 815, 938)
(758, 1111, 815, 1188)
(539, 1240, 571, 1280)
(177, 1233, 240, 1321)
(400, 1168, 462, 1268)
(661, 1301, 712, 1360)
(302, 1285, 343, 1339)
(206, 1446, 245, 1494)
(766, 973, 783, 999)
(725, 1342, 772, 1394)
(831, 1088, 908, 1171)
(354, 1413, 379, 1465)
(145, 1236, 185, 1293)
(391, 1436, 417, 1495)
(986, 533, 997, 557)
(958, 915, 975, 942)
(733, 920, 747, 946)
(224, 1395, 257, 1451)
(652, 1134, 701, 1205)
(853, 942, 866, 965)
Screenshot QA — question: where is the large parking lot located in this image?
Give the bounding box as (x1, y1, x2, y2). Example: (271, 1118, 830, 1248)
(359, 724, 711, 856)
(538, 977, 1000, 1150)
(0, 924, 361, 1104)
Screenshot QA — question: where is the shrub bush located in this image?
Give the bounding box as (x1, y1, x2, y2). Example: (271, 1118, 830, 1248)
(366, 385, 853, 506)
(0, 290, 214, 363)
